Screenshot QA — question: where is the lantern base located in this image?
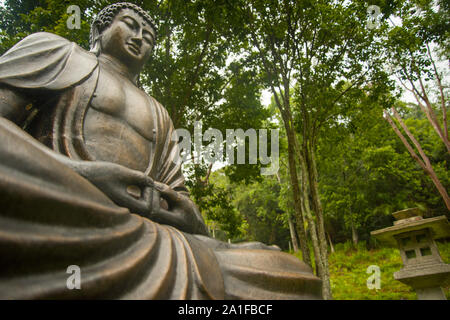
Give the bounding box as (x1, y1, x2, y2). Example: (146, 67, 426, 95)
(416, 287, 446, 300)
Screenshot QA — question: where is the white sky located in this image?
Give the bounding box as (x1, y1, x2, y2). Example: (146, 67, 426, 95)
(260, 89, 272, 107)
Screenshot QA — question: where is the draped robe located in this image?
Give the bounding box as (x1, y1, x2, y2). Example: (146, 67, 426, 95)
(0, 32, 322, 299)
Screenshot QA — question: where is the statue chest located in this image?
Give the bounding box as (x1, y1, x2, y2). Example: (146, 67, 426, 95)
(88, 68, 154, 141)
(81, 67, 156, 172)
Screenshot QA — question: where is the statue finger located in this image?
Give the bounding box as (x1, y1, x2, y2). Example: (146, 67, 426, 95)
(155, 184, 179, 203)
(133, 173, 154, 188)
(108, 188, 147, 216)
(142, 186, 152, 204)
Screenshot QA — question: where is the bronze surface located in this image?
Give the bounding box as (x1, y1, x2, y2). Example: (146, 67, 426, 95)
(0, 2, 322, 299)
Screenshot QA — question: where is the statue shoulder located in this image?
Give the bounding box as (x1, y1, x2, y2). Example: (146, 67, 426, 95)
(8, 32, 72, 45)
(0, 32, 98, 90)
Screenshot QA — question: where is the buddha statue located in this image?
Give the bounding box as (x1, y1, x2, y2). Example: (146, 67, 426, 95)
(0, 2, 322, 299)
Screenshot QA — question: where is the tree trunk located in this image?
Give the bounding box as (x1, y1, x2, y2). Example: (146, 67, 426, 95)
(298, 155, 324, 278)
(327, 232, 335, 254)
(303, 199, 324, 279)
(267, 79, 312, 268)
(277, 171, 300, 253)
(304, 141, 332, 300)
(351, 219, 358, 246)
(287, 214, 300, 252)
(289, 112, 332, 299)
(281, 110, 312, 268)
(269, 222, 276, 245)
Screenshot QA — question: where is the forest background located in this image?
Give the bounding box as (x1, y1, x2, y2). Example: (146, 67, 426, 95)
(0, 0, 448, 299)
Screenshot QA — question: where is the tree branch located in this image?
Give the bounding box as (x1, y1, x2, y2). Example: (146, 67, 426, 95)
(384, 110, 426, 169)
(426, 42, 448, 142)
(391, 107, 430, 166)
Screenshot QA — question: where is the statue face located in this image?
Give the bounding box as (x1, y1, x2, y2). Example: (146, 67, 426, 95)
(100, 8, 156, 68)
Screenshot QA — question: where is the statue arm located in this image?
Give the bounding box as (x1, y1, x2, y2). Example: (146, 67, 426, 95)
(0, 32, 103, 173)
(0, 86, 35, 125)
(0, 32, 98, 130)
(0, 85, 87, 173)
(149, 108, 208, 236)
(0, 32, 98, 91)
(0, 86, 154, 217)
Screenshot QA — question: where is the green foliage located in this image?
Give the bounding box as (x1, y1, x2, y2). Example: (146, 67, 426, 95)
(0, 0, 95, 53)
(318, 93, 449, 243)
(201, 170, 291, 248)
(184, 167, 248, 240)
(233, 176, 291, 247)
(383, 0, 449, 83)
(293, 241, 450, 300)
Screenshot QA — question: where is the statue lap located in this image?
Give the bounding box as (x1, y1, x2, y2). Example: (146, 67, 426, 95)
(0, 119, 322, 299)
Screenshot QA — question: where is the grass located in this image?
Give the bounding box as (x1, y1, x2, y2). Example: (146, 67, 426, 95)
(291, 240, 450, 300)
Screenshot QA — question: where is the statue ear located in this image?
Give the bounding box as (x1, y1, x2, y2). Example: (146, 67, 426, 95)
(90, 23, 102, 56)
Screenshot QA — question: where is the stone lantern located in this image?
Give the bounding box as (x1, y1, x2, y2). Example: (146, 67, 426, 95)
(371, 208, 450, 300)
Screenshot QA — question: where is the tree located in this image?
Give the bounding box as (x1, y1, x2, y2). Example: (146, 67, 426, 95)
(224, 0, 392, 299)
(233, 176, 291, 248)
(382, 0, 449, 210)
(0, 0, 94, 53)
(318, 95, 449, 244)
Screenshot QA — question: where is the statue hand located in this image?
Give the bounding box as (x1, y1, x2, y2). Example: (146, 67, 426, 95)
(153, 182, 208, 235)
(75, 161, 154, 216)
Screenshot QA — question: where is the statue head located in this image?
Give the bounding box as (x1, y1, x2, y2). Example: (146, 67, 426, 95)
(90, 2, 157, 69)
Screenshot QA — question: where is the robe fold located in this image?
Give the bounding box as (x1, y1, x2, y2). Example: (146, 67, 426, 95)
(0, 32, 322, 299)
